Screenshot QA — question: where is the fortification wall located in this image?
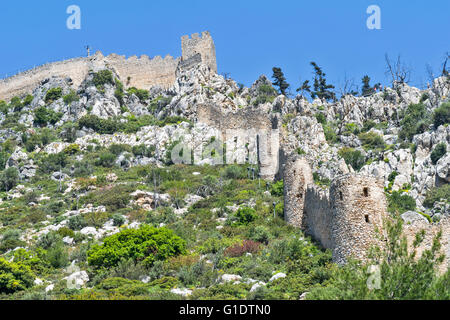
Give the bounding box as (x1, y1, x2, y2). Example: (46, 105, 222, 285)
(0, 57, 90, 101)
(105, 54, 180, 90)
(197, 104, 279, 179)
(181, 31, 217, 73)
(304, 185, 333, 250)
(0, 31, 217, 102)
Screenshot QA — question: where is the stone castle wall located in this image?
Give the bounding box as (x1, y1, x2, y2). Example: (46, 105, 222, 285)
(284, 156, 388, 263)
(197, 103, 280, 180)
(284, 155, 449, 269)
(0, 31, 217, 102)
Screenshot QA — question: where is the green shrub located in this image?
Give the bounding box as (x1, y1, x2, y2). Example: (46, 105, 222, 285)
(358, 132, 385, 150)
(399, 103, 431, 142)
(44, 88, 63, 104)
(38, 152, 68, 174)
(315, 113, 326, 125)
(0, 100, 9, 115)
(0, 258, 35, 294)
(92, 70, 114, 89)
(0, 167, 19, 191)
(68, 215, 87, 231)
(95, 151, 116, 168)
(132, 144, 155, 158)
(222, 165, 246, 180)
(338, 147, 365, 171)
(271, 180, 284, 197)
(234, 207, 258, 226)
(387, 191, 416, 214)
(63, 90, 79, 105)
(112, 214, 126, 227)
(87, 225, 186, 268)
(34, 107, 63, 126)
(128, 87, 150, 102)
(423, 184, 450, 208)
(430, 143, 447, 165)
(433, 102, 450, 128)
(78, 115, 120, 134)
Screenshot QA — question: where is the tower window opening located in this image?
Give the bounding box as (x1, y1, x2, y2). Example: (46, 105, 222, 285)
(363, 187, 369, 197)
(365, 214, 370, 223)
(339, 192, 343, 201)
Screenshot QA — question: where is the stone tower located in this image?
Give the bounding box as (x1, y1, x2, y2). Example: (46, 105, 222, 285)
(181, 31, 217, 73)
(329, 174, 388, 264)
(283, 156, 314, 228)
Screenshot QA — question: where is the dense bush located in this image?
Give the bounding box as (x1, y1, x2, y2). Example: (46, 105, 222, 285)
(233, 207, 258, 226)
(0, 167, 19, 191)
(44, 87, 63, 104)
(433, 102, 450, 128)
(95, 151, 116, 168)
(358, 132, 385, 150)
(63, 90, 79, 105)
(128, 87, 150, 102)
(0, 258, 35, 294)
(387, 191, 416, 214)
(338, 147, 365, 171)
(430, 143, 447, 165)
(423, 184, 450, 208)
(222, 165, 246, 180)
(92, 70, 114, 89)
(34, 107, 63, 126)
(270, 180, 284, 197)
(38, 152, 68, 174)
(399, 103, 431, 142)
(78, 115, 119, 134)
(87, 225, 186, 268)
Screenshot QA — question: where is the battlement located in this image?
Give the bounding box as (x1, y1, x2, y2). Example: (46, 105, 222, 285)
(0, 31, 216, 101)
(181, 31, 217, 73)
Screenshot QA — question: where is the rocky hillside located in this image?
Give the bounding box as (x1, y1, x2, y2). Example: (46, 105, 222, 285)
(0, 61, 448, 300)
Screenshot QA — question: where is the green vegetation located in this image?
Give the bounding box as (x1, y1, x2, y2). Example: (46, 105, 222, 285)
(358, 131, 385, 151)
(44, 88, 63, 104)
(387, 191, 416, 214)
(399, 103, 431, 142)
(271, 67, 290, 96)
(63, 90, 79, 105)
(430, 142, 447, 165)
(34, 107, 63, 127)
(308, 219, 449, 300)
(128, 87, 150, 102)
(423, 184, 450, 208)
(338, 147, 365, 171)
(92, 70, 114, 89)
(87, 225, 186, 268)
(0, 258, 35, 294)
(433, 102, 450, 128)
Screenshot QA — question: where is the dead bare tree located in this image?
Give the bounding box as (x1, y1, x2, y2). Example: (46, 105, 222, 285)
(385, 54, 412, 86)
(336, 75, 358, 135)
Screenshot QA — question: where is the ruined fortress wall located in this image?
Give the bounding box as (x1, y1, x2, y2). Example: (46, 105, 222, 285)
(181, 31, 217, 73)
(403, 217, 450, 274)
(283, 156, 314, 228)
(197, 104, 279, 179)
(0, 57, 90, 101)
(304, 186, 333, 250)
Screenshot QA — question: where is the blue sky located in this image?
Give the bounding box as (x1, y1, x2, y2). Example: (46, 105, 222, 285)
(0, 0, 448, 92)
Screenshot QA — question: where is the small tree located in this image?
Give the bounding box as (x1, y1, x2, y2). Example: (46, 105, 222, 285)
(310, 62, 336, 102)
(0, 167, 19, 191)
(272, 67, 290, 96)
(296, 80, 311, 98)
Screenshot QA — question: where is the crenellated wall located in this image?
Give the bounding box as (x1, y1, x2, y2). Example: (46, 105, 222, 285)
(0, 31, 217, 102)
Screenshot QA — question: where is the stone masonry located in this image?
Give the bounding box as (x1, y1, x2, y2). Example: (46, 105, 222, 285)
(284, 155, 450, 269)
(0, 31, 217, 101)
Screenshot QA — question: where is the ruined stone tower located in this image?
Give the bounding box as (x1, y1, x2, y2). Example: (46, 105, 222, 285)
(181, 31, 217, 73)
(283, 158, 388, 264)
(329, 174, 387, 264)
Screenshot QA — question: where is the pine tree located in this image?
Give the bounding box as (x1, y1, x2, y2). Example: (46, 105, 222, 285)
(296, 80, 311, 98)
(310, 62, 335, 102)
(272, 67, 290, 96)
(361, 75, 374, 96)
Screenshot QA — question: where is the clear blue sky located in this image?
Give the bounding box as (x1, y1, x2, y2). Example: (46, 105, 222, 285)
(0, 0, 448, 92)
